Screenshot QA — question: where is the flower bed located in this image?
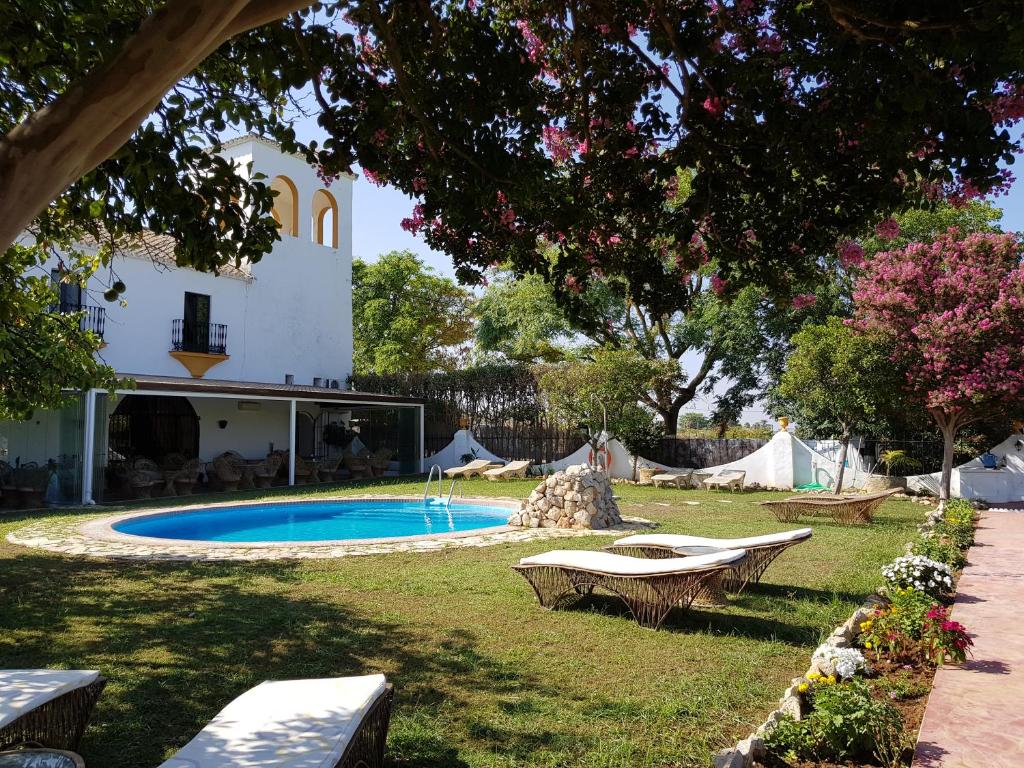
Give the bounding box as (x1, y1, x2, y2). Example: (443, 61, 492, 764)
(716, 499, 978, 768)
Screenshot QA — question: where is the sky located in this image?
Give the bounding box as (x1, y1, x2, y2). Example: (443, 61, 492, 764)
(290, 114, 1024, 424)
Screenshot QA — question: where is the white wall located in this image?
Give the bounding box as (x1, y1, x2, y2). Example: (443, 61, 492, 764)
(907, 433, 1024, 503)
(188, 397, 295, 460)
(44, 137, 354, 387)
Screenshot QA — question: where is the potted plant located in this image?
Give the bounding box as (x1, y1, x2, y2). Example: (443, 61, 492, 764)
(867, 449, 922, 491)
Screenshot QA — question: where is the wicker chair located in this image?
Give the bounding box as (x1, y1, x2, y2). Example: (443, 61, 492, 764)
(128, 459, 163, 499)
(761, 489, 899, 525)
(0, 460, 17, 509)
(293, 454, 315, 484)
(170, 458, 202, 496)
(0, 671, 106, 753)
(368, 448, 394, 477)
(9, 465, 48, 509)
(344, 454, 374, 480)
(252, 453, 283, 489)
(212, 453, 244, 492)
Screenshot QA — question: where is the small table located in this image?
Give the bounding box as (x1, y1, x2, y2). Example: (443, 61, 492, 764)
(0, 750, 84, 768)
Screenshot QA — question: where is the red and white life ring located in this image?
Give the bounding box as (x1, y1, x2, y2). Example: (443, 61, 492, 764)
(588, 446, 613, 471)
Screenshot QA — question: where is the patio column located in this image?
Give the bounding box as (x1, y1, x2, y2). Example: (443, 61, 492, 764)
(288, 398, 296, 486)
(419, 404, 425, 473)
(81, 389, 96, 505)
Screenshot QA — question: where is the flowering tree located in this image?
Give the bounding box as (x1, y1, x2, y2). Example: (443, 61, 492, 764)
(853, 231, 1024, 502)
(4, 2, 1024, 414)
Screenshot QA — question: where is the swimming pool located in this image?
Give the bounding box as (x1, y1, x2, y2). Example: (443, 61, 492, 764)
(111, 498, 512, 543)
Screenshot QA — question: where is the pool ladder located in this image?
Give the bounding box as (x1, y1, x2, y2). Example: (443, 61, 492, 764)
(423, 464, 464, 509)
(424, 464, 443, 500)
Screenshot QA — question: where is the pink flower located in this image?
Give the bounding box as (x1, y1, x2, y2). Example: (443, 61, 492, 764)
(400, 204, 425, 234)
(792, 293, 817, 310)
(875, 218, 901, 240)
(564, 275, 582, 293)
(703, 96, 724, 117)
(838, 240, 866, 268)
(362, 168, 385, 187)
(710, 274, 727, 295)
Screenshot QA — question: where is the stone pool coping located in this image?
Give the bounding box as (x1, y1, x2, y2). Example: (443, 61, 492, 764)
(6, 494, 655, 561)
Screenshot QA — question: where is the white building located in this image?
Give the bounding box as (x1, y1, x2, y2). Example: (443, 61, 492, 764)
(0, 136, 423, 506)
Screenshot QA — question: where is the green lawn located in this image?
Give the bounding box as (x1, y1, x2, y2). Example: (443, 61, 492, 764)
(0, 479, 924, 767)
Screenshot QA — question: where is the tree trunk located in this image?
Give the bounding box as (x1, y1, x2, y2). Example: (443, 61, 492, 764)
(0, 0, 310, 252)
(834, 431, 850, 494)
(657, 403, 682, 436)
(938, 421, 957, 506)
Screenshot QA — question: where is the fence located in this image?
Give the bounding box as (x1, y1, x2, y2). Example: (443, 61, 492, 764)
(352, 367, 771, 469)
(648, 437, 768, 469)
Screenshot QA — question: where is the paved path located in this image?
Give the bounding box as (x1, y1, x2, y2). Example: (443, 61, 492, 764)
(913, 510, 1024, 767)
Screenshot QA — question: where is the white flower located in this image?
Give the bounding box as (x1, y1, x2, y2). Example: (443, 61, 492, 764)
(812, 644, 866, 680)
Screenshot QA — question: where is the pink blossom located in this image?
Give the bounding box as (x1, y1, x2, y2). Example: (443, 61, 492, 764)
(400, 204, 425, 234)
(875, 218, 901, 240)
(791, 293, 817, 310)
(852, 231, 1024, 413)
(564, 275, 581, 293)
(710, 274, 727, 295)
(372, 128, 389, 145)
(362, 168, 385, 187)
(838, 240, 866, 268)
(702, 96, 724, 117)
(608, 235, 622, 245)
(411, 176, 427, 193)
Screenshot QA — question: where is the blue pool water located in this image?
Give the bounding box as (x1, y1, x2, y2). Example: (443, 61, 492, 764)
(112, 499, 510, 543)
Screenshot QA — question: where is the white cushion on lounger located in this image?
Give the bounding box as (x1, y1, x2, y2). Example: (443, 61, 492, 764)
(0, 669, 100, 730)
(611, 528, 813, 551)
(158, 674, 387, 768)
(518, 549, 745, 576)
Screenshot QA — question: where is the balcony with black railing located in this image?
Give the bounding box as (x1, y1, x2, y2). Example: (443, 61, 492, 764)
(57, 302, 106, 340)
(171, 319, 228, 355)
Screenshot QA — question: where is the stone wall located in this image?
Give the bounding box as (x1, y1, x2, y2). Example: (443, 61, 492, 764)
(508, 464, 622, 529)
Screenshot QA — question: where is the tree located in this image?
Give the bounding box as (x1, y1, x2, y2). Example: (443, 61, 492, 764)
(1, 244, 116, 419)
(473, 272, 575, 362)
(476, 266, 838, 434)
(5, 2, 1024, 410)
(338, 2, 1024, 312)
(853, 231, 1024, 503)
(351, 250, 473, 374)
(536, 346, 671, 458)
(774, 317, 902, 492)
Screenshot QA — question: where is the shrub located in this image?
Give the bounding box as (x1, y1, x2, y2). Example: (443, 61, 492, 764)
(859, 588, 933, 662)
(921, 605, 973, 666)
(881, 554, 953, 597)
(912, 535, 967, 570)
(936, 499, 976, 549)
(766, 680, 904, 763)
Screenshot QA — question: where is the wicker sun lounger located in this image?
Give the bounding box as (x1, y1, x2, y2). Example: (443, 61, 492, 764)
(157, 675, 394, 768)
(604, 528, 813, 598)
(483, 460, 533, 481)
(444, 459, 501, 479)
(513, 549, 746, 629)
(0, 670, 107, 752)
(702, 469, 746, 491)
(651, 469, 695, 489)
(761, 489, 899, 525)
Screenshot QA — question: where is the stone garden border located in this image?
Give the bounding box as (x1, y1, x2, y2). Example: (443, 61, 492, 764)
(713, 593, 889, 768)
(5, 494, 655, 562)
